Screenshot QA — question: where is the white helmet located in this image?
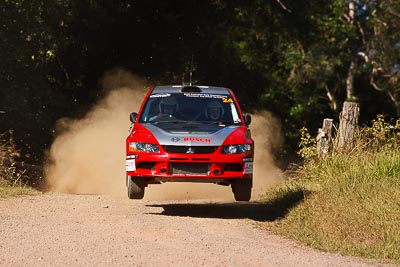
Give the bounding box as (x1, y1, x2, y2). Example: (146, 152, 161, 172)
(205, 101, 224, 120)
(159, 97, 178, 114)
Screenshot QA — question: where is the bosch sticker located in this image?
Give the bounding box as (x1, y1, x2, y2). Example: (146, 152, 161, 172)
(183, 137, 211, 143)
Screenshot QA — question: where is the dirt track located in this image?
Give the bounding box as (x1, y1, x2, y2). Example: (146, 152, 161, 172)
(0, 194, 391, 267)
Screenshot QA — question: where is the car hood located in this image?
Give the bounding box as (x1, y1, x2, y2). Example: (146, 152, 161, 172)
(141, 123, 242, 146)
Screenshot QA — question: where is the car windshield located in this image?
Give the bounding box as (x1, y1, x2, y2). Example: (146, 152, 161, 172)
(139, 92, 242, 124)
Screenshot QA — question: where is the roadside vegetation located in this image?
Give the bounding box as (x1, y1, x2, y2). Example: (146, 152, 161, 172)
(0, 131, 38, 198)
(2, 1, 400, 163)
(262, 115, 400, 263)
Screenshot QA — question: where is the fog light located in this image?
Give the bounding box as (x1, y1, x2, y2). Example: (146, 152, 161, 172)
(212, 169, 222, 175)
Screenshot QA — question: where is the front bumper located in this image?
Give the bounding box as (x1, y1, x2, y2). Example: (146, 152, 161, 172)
(126, 152, 253, 183)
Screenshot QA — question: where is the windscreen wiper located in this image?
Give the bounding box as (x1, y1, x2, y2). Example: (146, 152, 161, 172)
(196, 121, 237, 126)
(151, 119, 188, 124)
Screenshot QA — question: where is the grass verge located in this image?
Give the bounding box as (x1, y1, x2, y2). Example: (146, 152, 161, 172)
(0, 179, 38, 198)
(260, 117, 400, 263)
(1, 130, 39, 198)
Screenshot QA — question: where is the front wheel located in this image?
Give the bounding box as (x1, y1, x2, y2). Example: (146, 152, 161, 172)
(232, 179, 252, 201)
(127, 176, 145, 199)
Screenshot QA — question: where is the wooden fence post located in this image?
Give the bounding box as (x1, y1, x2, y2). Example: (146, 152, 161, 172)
(337, 101, 359, 150)
(317, 118, 333, 158)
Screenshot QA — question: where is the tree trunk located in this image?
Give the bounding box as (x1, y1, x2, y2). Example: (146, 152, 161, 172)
(337, 102, 359, 150)
(346, 0, 357, 101)
(346, 58, 356, 100)
(348, 0, 355, 24)
(317, 118, 333, 158)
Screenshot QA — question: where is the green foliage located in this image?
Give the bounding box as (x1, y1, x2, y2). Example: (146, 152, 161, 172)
(360, 115, 400, 151)
(218, 0, 400, 149)
(364, 0, 400, 113)
(216, 1, 350, 147)
(0, 0, 79, 162)
(298, 127, 317, 159)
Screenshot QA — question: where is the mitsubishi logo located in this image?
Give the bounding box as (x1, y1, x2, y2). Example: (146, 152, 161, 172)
(186, 147, 195, 154)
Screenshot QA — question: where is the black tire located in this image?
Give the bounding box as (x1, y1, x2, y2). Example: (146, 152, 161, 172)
(127, 176, 145, 199)
(232, 179, 252, 201)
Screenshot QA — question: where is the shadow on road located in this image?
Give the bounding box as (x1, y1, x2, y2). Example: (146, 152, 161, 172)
(146, 189, 310, 222)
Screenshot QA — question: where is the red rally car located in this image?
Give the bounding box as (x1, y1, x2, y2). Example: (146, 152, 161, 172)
(126, 85, 254, 201)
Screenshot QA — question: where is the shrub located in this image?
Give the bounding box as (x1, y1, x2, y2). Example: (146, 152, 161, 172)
(0, 131, 25, 184)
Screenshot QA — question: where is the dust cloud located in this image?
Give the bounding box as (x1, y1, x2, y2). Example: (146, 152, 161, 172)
(45, 68, 284, 201)
(45, 68, 147, 196)
(250, 111, 285, 199)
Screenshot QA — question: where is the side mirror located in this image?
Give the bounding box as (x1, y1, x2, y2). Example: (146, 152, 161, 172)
(129, 112, 138, 123)
(244, 114, 252, 126)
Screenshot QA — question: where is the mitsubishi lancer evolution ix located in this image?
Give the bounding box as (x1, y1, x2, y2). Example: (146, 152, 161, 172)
(125, 85, 254, 201)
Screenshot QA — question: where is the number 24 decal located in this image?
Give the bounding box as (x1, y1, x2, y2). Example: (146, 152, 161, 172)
(222, 98, 233, 103)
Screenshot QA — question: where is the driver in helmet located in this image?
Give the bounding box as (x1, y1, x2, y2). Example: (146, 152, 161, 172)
(159, 97, 178, 115)
(149, 97, 180, 121)
(205, 101, 224, 121)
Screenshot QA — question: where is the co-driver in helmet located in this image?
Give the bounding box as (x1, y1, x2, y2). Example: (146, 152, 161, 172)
(205, 101, 224, 121)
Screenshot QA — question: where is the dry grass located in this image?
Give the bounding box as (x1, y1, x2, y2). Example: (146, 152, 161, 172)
(261, 116, 400, 263)
(0, 179, 38, 198)
(0, 131, 38, 198)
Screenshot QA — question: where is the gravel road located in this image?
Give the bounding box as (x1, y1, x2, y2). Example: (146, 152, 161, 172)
(0, 194, 393, 267)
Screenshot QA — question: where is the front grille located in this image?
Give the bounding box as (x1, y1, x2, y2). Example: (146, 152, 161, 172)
(225, 163, 243, 172)
(163, 145, 218, 154)
(137, 162, 156, 169)
(170, 163, 210, 175)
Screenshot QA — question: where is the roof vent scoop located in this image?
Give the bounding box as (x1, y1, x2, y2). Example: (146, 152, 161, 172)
(181, 86, 202, 92)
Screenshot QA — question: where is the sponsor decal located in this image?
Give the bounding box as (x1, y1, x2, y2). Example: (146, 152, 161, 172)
(244, 162, 253, 174)
(126, 159, 136, 171)
(183, 93, 226, 99)
(243, 157, 253, 162)
(171, 137, 180, 142)
(183, 137, 211, 143)
(222, 97, 233, 103)
(149, 93, 171, 98)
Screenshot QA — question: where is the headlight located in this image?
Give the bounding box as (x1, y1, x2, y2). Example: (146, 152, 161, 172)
(221, 144, 251, 154)
(129, 142, 160, 153)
